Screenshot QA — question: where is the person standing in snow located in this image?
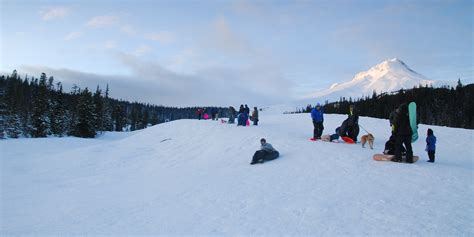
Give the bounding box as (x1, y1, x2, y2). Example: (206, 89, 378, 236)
(196, 108, 203, 120)
(393, 103, 413, 163)
(310, 103, 324, 140)
(251, 107, 259, 125)
(250, 138, 279, 165)
(426, 128, 437, 163)
(237, 104, 245, 126)
(228, 106, 236, 124)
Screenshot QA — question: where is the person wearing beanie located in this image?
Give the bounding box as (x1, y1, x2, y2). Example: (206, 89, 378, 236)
(426, 128, 437, 162)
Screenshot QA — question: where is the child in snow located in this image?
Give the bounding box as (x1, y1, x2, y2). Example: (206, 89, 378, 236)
(250, 138, 279, 165)
(426, 128, 437, 163)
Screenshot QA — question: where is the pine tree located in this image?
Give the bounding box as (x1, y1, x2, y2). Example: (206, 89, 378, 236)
(73, 88, 96, 138)
(6, 114, 22, 138)
(50, 82, 67, 136)
(93, 86, 104, 133)
(31, 73, 49, 137)
(112, 104, 124, 132)
(103, 84, 113, 131)
(456, 78, 463, 90)
(67, 85, 80, 136)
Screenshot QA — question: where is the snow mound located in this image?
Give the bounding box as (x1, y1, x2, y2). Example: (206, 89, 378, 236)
(2, 114, 473, 236)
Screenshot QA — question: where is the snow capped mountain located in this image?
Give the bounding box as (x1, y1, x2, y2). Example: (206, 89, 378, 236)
(307, 58, 434, 102)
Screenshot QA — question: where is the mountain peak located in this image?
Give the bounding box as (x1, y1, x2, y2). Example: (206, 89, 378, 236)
(368, 58, 417, 76)
(305, 58, 434, 102)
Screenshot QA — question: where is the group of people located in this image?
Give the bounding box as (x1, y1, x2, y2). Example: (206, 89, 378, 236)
(196, 105, 260, 126)
(310, 104, 359, 143)
(196, 107, 220, 121)
(199, 102, 437, 165)
(229, 104, 259, 126)
(308, 102, 436, 163)
(384, 103, 437, 163)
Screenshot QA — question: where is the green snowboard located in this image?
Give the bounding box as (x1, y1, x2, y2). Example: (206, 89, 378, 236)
(408, 102, 418, 142)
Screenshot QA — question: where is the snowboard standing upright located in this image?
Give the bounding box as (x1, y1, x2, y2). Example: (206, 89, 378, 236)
(408, 102, 418, 142)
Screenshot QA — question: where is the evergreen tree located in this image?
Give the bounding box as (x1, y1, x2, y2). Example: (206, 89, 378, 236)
(31, 73, 49, 137)
(93, 86, 104, 133)
(112, 104, 125, 132)
(50, 82, 67, 136)
(73, 88, 96, 138)
(103, 84, 113, 131)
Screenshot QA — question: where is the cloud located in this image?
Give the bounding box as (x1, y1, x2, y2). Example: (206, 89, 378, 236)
(232, 0, 262, 16)
(208, 15, 253, 55)
(18, 54, 293, 107)
(64, 31, 83, 41)
(39, 6, 70, 21)
(86, 15, 119, 28)
(120, 24, 137, 36)
(133, 45, 152, 56)
(144, 31, 175, 44)
(104, 40, 117, 49)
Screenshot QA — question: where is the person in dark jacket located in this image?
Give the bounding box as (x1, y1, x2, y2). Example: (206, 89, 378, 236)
(338, 105, 359, 142)
(250, 138, 279, 165)
(426, 128, 437, 162)
(346, 105, 359, 142)
(389, 107, 399, 134)
(393, 103, 413, 163)
(244, 104, 250, 114)
(196, 108, 203, 120)
(228, 106, 236, 124)
(251, 107, 259, 125)
(237, 105, 245, 126)
(310, 103, 324, 140)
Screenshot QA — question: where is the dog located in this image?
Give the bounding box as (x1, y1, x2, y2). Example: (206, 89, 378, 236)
(361, 133, 374, 149)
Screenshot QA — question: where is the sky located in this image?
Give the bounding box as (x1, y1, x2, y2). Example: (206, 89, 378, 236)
(1, 0, 473, 106)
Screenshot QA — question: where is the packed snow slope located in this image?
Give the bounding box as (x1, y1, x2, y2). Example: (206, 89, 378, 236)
(2, 113, 473, 236)
(306, 58, 434, 102)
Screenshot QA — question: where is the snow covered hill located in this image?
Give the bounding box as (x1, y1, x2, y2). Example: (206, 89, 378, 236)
(1, 113, 473, 236)
(306, 58, 434, 102)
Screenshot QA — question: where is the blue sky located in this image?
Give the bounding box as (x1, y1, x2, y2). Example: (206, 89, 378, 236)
(1, 0, 472, 106)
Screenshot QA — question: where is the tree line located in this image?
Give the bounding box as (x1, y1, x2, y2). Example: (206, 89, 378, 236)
(296, 80, 473, 129)
(0, 70, 228, 138)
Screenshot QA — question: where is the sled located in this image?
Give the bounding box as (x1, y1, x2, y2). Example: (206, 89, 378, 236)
(373, 153, 419, 163)
(341, 136, 355, 144)
(309, 138, 318, 141)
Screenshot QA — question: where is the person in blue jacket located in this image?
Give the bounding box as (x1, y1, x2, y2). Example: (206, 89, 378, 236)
(311, 103, 324, 140)
(426, 128, 437, 163)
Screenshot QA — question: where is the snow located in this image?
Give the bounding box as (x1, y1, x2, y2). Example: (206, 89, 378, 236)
(306, 58, 435, 102)
(1, 112, 473, 236)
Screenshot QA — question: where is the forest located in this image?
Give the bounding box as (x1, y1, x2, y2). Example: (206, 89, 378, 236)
(296, 80, 473, 129)
(0, 70, 228, 138)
